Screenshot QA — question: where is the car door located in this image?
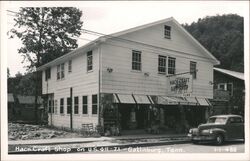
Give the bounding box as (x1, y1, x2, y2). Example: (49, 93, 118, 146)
(227, 117, 244, 139)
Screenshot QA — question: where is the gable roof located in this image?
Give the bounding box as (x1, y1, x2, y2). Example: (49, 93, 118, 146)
(110, 17, 220, 65)
(214, 67, 244, 80)
(37, 17, 220, 71)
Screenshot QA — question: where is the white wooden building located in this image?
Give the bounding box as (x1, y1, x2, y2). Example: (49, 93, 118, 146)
(37, 17, 220, 133)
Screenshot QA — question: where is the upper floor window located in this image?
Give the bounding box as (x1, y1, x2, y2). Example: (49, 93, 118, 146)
(158, 55, 166, 74)
(57, 65, 60, 80)
(190, 61, 197, 79)
(87, 51, 93, 71)
(57, 63, 65, 80)
(61, 63, 65, 79)
(45, 67, 51, 81)
(164, 25, 171, 39)
(68, 60, 72, 73)
(168, 57, 176, 75)
(132, 50, 141, 71)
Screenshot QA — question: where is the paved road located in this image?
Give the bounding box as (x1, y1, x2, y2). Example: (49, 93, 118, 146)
(88, 141, 244, 153)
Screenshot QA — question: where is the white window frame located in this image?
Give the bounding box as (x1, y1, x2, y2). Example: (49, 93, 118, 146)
(132, 50, 142, 71)
(82, 96, 88, 115)
(74, 96, 79, 114)
(92, 94, 98, 115)
(168, 57, 176, 75)
(190, 61, 197, 79)
(61, 63, 65, 79)
(68, 60, 72, 73)
(57, 65, 61, 80)
(164, 25, 171, 39)
(45, 67, 51, 81)
(60, 98, 64, 114)
(158, 55, 166, 74)
(87, 51, 93, 72)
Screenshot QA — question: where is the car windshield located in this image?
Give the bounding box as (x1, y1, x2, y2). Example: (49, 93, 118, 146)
(207, 117, 227, 124)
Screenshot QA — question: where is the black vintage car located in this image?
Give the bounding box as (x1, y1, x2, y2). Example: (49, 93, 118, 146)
(187, 115, 244, 145)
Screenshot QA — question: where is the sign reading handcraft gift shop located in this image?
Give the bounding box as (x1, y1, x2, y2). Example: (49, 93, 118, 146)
(168, 74, 193, 96)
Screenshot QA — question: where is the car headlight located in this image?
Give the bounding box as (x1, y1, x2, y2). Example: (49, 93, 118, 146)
(189, 129, 193, 133)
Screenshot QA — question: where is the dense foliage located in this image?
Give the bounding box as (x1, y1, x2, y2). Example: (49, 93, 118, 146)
(8, 72, 42, 96)
(183, 14, 244, 72)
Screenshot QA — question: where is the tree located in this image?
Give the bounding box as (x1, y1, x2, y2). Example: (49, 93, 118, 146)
(9, 7, 83, 69)
(183, 14, 244, 72)
(9, 7, 83, 124)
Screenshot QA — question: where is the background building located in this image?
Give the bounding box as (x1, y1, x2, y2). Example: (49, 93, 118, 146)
(211, 67, 245, 116)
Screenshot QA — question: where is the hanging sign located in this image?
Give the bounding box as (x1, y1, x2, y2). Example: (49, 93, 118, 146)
(168, 74, 193, 96)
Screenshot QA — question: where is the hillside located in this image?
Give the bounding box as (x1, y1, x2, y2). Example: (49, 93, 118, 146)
(183, 14, 244, 72)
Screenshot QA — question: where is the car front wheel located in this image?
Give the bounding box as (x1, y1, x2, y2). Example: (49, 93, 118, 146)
(215, 134, 224, 145)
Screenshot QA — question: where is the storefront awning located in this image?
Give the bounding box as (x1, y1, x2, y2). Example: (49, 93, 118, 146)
(196, 98, 210, 106)
(185, 97, 199, 106)
(133, 95, 151, 104)
(113, 94, 135, 104)
(157, 96, 179, 105)
(157, 96, 201, 106)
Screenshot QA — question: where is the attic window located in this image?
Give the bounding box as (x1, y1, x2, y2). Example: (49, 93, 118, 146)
(164, 25, 171, 39)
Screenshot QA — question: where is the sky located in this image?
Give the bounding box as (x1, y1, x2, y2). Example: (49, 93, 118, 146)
(4, 1, 249, 77)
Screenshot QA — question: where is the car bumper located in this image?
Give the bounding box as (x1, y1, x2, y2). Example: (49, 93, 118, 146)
(188, 134, 216, 141)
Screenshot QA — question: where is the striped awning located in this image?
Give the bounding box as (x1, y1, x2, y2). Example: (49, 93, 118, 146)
(196, 98, 210, 106)
(133, 95, 151, 104)
(113, 94, 153, 104)
(185, 97, 199, 106)
(113, 94, 135, 104)
(157, 96, 180, 105)
(157, 96, 207, 106)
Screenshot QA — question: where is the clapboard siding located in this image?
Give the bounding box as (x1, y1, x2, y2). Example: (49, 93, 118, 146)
(118, 21, 209, 59)
(48, 87, 98, 128)
(100, 39, 213, 98)
(44, 47, 99, 128)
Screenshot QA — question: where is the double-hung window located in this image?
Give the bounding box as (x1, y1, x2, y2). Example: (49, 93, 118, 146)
(164, 25, 171, 39)
(82, 96, 88, 114)
(92, 95, 98, 115)
(57, 65, 61, 80)
(190, 61, 197, 79)
(57, 63, 65, 80)
(87, 51, 93, 71)
(67, 97, 71, 114)
(45, 68, 51, 81)
(158, 55, 166, 74)
(132, 50, 141, 71)
(168, 57, 176, 75)
(68, 60, 72, 73)
(61, 63, 65, 79)
(60, 98, 64, 114)
(74, 96, 79, 114)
